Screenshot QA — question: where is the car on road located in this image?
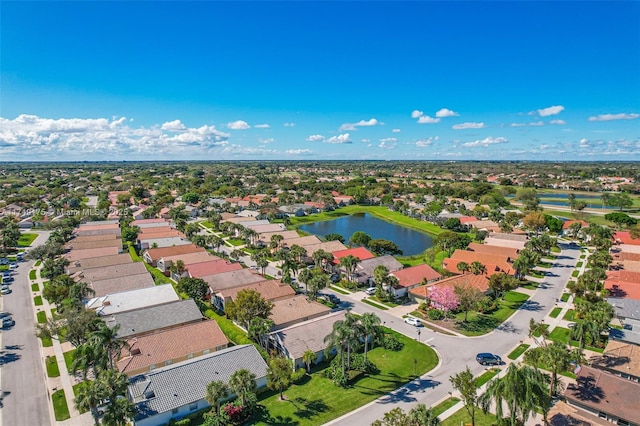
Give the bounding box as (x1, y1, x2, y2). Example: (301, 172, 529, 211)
(476, 353, 502, 366)
(2, 317, 15, 328)
(325, 294, 340, 304)
(0, 312, 11, 319)
(364, 286, 376, 295)
(330, 274, 341, 283)
(9, 263, 18, 269)
(1, 287, 12, 295)
(404, 317, 422, 327)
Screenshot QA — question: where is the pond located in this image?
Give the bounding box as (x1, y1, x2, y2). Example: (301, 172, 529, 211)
(299, 213, 434, 256)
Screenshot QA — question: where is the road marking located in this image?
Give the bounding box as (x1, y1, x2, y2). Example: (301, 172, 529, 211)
(424, 337, 435, 343)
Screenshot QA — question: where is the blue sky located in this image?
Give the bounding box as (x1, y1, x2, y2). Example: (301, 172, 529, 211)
(1, 1, 639, 161)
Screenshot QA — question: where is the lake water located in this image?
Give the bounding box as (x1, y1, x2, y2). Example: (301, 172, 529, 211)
(299, 213, 433, 256)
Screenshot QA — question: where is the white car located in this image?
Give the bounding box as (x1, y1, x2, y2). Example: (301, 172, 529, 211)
(404, 317, 422, 327)
(364, 287, 376, 295)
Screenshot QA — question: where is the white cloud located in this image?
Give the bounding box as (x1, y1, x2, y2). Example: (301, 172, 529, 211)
(529, 121, 544, 127)
(588, 113, 639, 122)
(220, 144, 277, 156)
(258, 138, 274, 144)
(537, 105, 565, 117)
(415, 136, 438, 147)
(510, 123, 526, 127)
(306, 134, 325, 142)
(411, 110, 424, 118)
(227, 120, 250, 130)
(392, 128, 401, 133)
(283, 122, 296, 127)
(379, 137, 398, 143)
(325, 133, 352, 144)
(452, 122, 485, 130)
(435, 108, 459, 118)
(254, 123, 270, 128)
(379, 139, 396, 149)
(461, 136, 508, 147)
(285, 149, 312, 155)
(0, 114, 230, 159)
(361, 138, 370, 143)
(161, 119, 187, 132)
(339, 118, 381, 131)
(417, 115, 440, 124)
(550, 119, 567, 125)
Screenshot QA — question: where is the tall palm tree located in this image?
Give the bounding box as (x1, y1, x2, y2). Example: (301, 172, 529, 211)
(324, 319, 350, 376)
(75, 379, 106, 425)
(89, 324, 128, 369)
(205, 380, 229, 414)
(289, 244, 307, 263)
(302, 350, 317, 372)
(480, 363, 550, 426)
(360, 312, 381, 361)
(228, 369, 257, 408)
(343, 312, 363, 370)
(298, 268, 312, 294)
(571, 319, 600, 353)
(408, 404, 440, 426)
(72, 341, 108, 380)
(207, 235, 224, 252)
(339, 255, 360, 281)
(101, 395, 136, 426)
(456, 261, 470, 275)
(470, 261, 486, 275)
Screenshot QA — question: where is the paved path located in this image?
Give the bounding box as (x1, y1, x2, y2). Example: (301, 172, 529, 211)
(1, 231, 52, 426)
(326, 242, 581, 425)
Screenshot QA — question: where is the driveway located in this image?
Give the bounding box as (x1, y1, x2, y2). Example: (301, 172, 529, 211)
(1, 230, 51, 426)
(326, 242, 580, 425)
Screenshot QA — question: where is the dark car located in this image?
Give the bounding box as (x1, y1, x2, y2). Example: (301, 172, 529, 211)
(2, 276, 14, 283)
(476, 353, 502, 366)
(326, 294, 340, 304)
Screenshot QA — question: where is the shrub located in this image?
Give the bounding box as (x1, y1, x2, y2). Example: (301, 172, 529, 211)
(427, 308, 445, 320)
(168, 419, 191, 426)
(223, 403, 244, 424)
(476, 296, 498, 313)
(291, 367, 307, 383)
(418, 302, 429, 311)
(349, 354, 379, 374)
(382, 334, 404, 351)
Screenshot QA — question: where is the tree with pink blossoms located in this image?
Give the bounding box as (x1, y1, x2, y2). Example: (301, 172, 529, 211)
(428, 285, 459, 314)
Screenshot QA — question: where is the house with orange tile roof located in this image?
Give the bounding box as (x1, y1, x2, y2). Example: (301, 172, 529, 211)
(614, 231, 640, 246)
(143, 244, 205, 266)
(116, 320, 229, 376)
(90, 273, 156, 298)
(269, 295, 332, 331)
(202, 269, 266, 292)
(442, 249, 514, 276)
(156, 251, 217, 273)
(331, 247, 375, 265)
(390, 264, 442, 297)
(212, 280, 296, 311)
(409, 273, 490, 302)
(67, 253, 132, 274)
(467, 242, 520, 258)
(183, 259, 242, 279)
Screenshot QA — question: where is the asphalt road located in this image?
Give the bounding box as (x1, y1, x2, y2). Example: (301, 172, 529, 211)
(326, 242, 580, 425)
(1, 231, 51, 426)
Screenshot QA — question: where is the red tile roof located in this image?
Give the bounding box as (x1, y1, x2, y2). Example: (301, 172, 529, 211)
(442, 249, 513, 276)
(459, 216, 477, 224)
(562, 220, 589, 230)
(409, 273, 490, 299)
(467, 243, 520, 258)
(391, 264, 442, 288)
(186, 259, 242, 278)
(614, 231, 640, 246)
(331, 247, 375, 264)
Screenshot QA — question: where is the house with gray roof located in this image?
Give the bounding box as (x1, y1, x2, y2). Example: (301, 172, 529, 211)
(356, 255, 404, 285)
(105, 299, 203, 338)
(90, 272, 156, 298)
(128, 344, 267, 426)
(608, 297, 640, 322)
(270, 311, 345, 369)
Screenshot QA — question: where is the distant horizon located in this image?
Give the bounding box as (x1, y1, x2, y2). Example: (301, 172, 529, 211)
(2, 1, 638, 161)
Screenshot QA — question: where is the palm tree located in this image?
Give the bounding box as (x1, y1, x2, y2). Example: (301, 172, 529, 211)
(339, 255, 360, 282)
(571, 319, 600, 353)
(230, 249, 243, 262)
(289, 244, 307, 263)
(302, 350, 317, 372)
(205, 380, 229, 414)
(72, 341, 108, 380)
(528, 341, 572, 397)
(170, 259, 187, 279)
(207, 235, 224, 252)
(101, 396, 136, 426)
(480, 363, 550, 426)
(360, 312, 381, 361)
(270, 234, 284, 254)
(89, 324, 128, 369)
(456, 261, 470, 275)
(298, 268, 313, 294)
(343, 312, 363, 370)
(469, 261, 486, 275)
(248, 317, 274, 352)
(75, 379, 106, 425)
(324, 320, 350, 377)
(228, 369, 257, 408)
(408, 404, 440, 426)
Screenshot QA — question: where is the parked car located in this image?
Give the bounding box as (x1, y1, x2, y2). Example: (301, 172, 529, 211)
(1, 271, 13, 277)
(9, 263, 18, 269)
(0, 312, 11, 319)
(0, 258, 8, 265)
(330, 274, 341, 283)
(404, 317, 422, 327)
(326, 294, 340, 304)
(2, 276, 14, 283)
(364, 286, 376, 295)
(476, 353, 502, 366)
(2, 317, 15, 328)
(1, 287, 11, 295)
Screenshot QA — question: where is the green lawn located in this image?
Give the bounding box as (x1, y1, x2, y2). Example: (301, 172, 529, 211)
(475, 368, 500, 387)
(441, 406, 497, 426)
(63, 350, 75, 374)
(34, 295, 43, 306)
(532, 324, 549, 338)
(252, 330, 438, 426)
(35, 260, 41, 267)
(31, 283, 39, 291)
(37, 311, 47, 323)
(576, 261, 583, 268)
(52, 389, 70, 421)
(563, 310, 576, 321)
(561, 293, 570, 302)
(200, 221, 214, 229)
(329, 285, 350, 295)
(521, 281, 539, 290)
(46, 356, 60, 377)
(144, 263, 174, 285)
(507, 344, 530, 360)
(18, 233, 38, 247)
(571, 270, 579, 278)
(128, 243, 142, 261)
(452, 291, 529, 336)
(41, 336, 53, 347)
(29, 269, 37, 280)
(537, 261, 552, 268)
(530, 270, 545, 278)
(202, 307, 254, 346)
(549, 307, 562, 318)
(548, 327, 605, 353)
(431, 397, 460, 417)
(368, 296, 400, 308)
(227, 238, 245, 246)
(361, 298, 389, 310)
(72, 382, 90, 413)
(551, 246, 561, 253)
